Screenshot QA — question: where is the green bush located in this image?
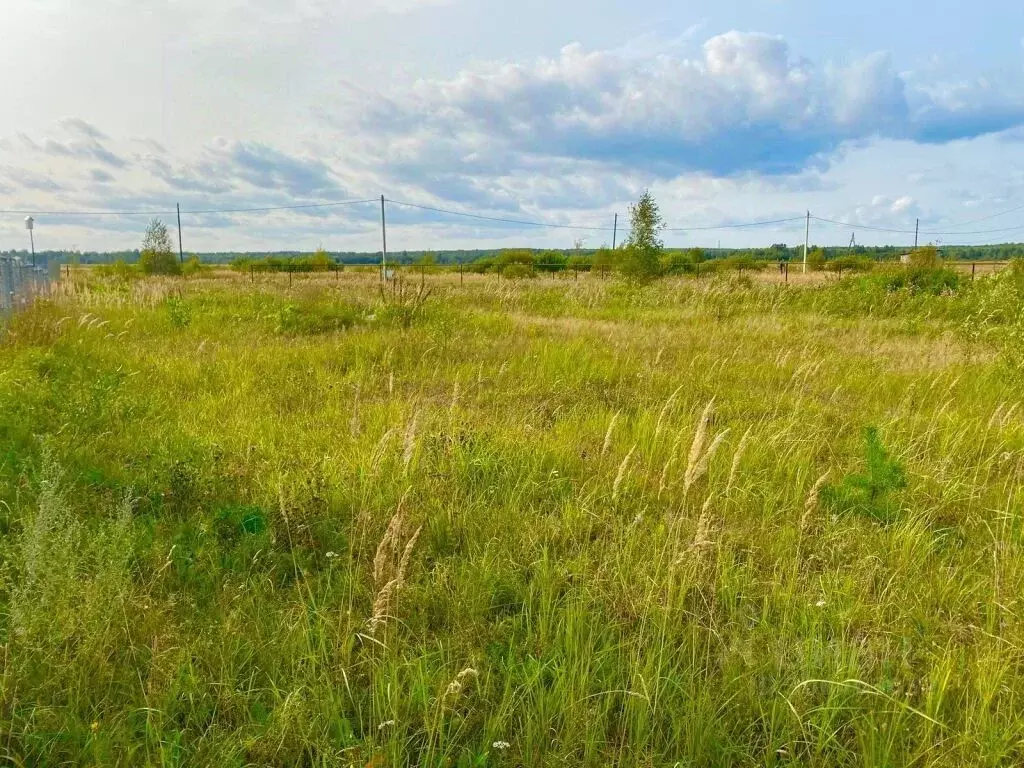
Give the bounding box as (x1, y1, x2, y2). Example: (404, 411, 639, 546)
(823, 427, 907, 523)
(138, 219, 181, 276)
(94, 259, 138, 281)
(536, 251, 568, 273)
(720, 254, 767, 272)
(827, 255, 875, 273)
(182, 255, 205, 277)
(882, 265, 962, 294)
(566, 255, 592, 272)
(502, 263, 534, 280)
(467, 257, 495, 274)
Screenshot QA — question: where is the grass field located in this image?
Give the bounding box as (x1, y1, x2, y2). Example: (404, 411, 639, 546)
(1, 265, 1023, 766)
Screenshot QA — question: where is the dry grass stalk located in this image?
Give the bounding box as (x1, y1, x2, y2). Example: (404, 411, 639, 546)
(397, 526, 422, 579)
(688, 509, 716, 553)
(685, 428, 731, 495)
(369, 429, 395, 473)
(367, 578, 399, 635)
(653, 385, 685, 447)
(601, 410, 621, 459)
(403, 410, 420, 470)
(684, 399, 715, 489)
(612, 443, 637, 501)
(726, 427, 753, 496)
(373, 496, 409, 588)
(367, 524, 421, 635)
(450, 379, 460, 413)
(801, 471, 832, 531)
(658, 434, 684, 498)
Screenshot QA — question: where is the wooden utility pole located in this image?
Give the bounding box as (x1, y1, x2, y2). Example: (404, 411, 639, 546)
(803, 210, 810, 274)
(914, 218, 919, 249)
(380, 195, 388, 282)
(612, 213, 618, 250)
(176, 203, 184, 264)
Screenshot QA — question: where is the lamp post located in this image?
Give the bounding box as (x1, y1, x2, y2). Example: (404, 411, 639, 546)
(24, 217, 35, 269)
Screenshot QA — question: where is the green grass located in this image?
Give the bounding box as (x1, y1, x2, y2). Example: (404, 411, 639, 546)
(1, 268, 1023, 766)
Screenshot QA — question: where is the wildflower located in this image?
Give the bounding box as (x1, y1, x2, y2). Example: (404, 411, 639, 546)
(377, 720, 395, 731)
(325, 551, 338, 559)
(492, 741, 511, 750)
(90, 721, 100, 733)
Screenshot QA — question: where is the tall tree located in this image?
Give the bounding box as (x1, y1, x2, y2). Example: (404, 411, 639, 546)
(138, 219, 180, 275)
(620, 191, 664, 282)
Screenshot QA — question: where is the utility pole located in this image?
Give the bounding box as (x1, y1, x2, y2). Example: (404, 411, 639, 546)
(380, 195, 388, 281)
(25, 217, 35, 269)
(914, 218, 919, 250)
(176, 203, 184, 264)
(612, 213, 618, 250)
(803, 210, 810, 274)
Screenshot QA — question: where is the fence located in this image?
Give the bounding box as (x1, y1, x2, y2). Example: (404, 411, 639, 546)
(0, 255, 57, 315)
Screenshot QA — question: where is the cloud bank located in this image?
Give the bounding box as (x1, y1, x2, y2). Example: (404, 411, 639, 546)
(351, 32, 1024, 179)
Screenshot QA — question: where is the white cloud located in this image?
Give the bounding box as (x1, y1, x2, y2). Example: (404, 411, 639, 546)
(2, 29, 1024, 253)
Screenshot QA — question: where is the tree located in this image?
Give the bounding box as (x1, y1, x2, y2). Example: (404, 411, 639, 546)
(619, 191, 664, 282)
(806, 248, 826, 271)
(138, 219, 180, 275)
(592, 246, 618, 276)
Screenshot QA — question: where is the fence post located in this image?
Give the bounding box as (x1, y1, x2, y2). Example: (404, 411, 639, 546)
(972, 263, 976, 281)
(784, 262, 789, 284)
(288, 264, 293, 287)
(460, 261, 464, 286)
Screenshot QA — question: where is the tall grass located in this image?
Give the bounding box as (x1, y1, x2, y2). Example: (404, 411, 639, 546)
(0, 268, 1022, 765)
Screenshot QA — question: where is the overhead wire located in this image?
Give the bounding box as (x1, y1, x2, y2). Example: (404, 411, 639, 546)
(3, 193, 1023, 243)
(0, 198, 379, 217)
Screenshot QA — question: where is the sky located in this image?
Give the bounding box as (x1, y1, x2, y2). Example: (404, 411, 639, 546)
(1, 0, 1023, 253)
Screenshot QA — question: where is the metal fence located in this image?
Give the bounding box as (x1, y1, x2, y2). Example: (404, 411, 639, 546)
(0, 255, 57, 315)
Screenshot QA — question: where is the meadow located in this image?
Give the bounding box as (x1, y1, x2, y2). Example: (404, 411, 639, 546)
(1, 264, 1023, 766)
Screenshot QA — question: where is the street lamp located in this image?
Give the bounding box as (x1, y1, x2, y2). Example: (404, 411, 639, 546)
(24, 217, 35, 269)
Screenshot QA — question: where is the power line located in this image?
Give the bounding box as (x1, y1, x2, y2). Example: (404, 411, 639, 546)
(930, 201, 1024, 231)
(184, 198, 378, 214)
(384, 198, 616, 231)
(811, 216, 917, 234)
(812, 214, 1024, 238)
(0, 198, 379, 217)
(666, 216, 805, 232)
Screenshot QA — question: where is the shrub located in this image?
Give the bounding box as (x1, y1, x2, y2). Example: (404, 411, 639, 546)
(619, 191, 664, 283)
(182, 255, 204, 277)
(95, 259, 138, 281)
(827, 255, 875, 273)
(496, 250, 535, 269)
(908, 245, 940, 269)
(536, 251, 568, 273)
(502, 263, 533, 280)
(806, 248, 826, 271)
(592, 247, 619, 276)
(138, 219, 181, 276)
(823, 427, 907, 523)
(720, 254, 767, 272)
(661, 248, 705, 275)
(883, 265, 962, 294)
(467, 257, 495, 274)
(566, 255, 592, 272)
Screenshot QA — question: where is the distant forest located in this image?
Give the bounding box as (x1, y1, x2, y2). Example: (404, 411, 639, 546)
(5, 242, 1024, 265)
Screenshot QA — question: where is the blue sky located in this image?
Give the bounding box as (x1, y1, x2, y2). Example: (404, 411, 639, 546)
(1, 0, 1023, 252)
